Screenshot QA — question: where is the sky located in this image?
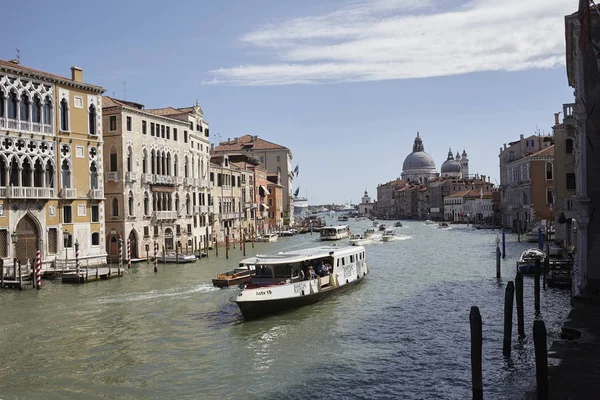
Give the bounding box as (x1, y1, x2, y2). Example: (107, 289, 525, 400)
(2, 0, 576, 205)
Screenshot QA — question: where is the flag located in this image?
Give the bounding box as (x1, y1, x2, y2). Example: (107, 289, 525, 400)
(293, 164, 299, 177)
(294, 187, 300, 197)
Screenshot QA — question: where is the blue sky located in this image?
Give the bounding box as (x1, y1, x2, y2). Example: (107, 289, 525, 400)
(3, 0, 575, 204)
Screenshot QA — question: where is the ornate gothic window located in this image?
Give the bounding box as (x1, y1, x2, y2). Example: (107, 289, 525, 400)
(32, 96, 41, 123)
(112, 198, 119, 217)
(127, 147, 133, 172)
(20, 93, 29, 121)
(128, 191, 134, 216)
(144, 192, 149, 216)
(8, 91, 17, 119)
(90, 162, 99, 189)
(110, 147, 118, 172)
(43, 97, 52, 125)
(0, 89, 4, 117)
(46, 160, 54, 188)
(89, 104, 97, 135)
(142, 149, 147, 174)
(60, 98, 69, 131)
(61, 160, 71, 188)
(545, 162, 553, 180)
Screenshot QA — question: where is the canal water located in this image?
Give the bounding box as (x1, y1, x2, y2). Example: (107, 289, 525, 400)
(0, 217, 571, 399)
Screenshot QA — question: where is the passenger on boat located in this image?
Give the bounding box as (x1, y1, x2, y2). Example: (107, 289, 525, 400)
(299, 269, 305, 280)
(319, 262, 330, 276)
(309, 267, 318, 279)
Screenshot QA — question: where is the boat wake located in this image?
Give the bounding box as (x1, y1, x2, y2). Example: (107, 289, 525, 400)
(97, 284, 219, 304)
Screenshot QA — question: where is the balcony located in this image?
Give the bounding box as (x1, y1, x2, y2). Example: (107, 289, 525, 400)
(199, 205, 208, 214)
(154, 175, 175, 186)
(4, 186, 55, 199)
(176, 176, 183, 185)
(142, 173, 153, 184)
(106, 172, 119, 182)
(193, 205, 200, 214)
(152, 211, 178, 221)
(184, 177, 195, 187)
(88, 189, 103, 199)
(222, 212, 239, 220)
(197, 178, 208, 188)
(60, 188, 77, 199)
(126, 171, 138, 183)
(0, 118, 53, 135)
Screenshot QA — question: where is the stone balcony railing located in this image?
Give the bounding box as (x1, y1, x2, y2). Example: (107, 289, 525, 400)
(199, 205, 208, 214)
(88, 189, 103, 199)
(142, 173, 153, 184)
(176, 176, 183, 185)
(152, 211, 177, 221)
(197, 178, 208, 188)
(221, 212, 239, 220)
(0, 118, 53, 135)
(154, 175, 175, 186)
(60, 188, 77, 199)
(1, 186, 55, 199)
(184, 177, 195, 187)
(106, 172, 119, 182)
(126, 171, 138, 183)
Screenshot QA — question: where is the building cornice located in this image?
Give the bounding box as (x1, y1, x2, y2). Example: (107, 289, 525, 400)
(0, 64, 105, 94)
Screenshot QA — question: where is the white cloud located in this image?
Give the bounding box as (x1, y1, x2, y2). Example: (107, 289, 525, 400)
(208, 0, 573, 85)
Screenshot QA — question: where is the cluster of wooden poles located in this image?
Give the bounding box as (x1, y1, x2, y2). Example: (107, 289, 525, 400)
(471, 258, 549, 400)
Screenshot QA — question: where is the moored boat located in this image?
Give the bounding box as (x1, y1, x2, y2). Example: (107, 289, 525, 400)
(158, 254, 197, 263)
(381, 229, 395, 242)
(516, 248, 546, 274)
(364, 228, 376, 237)
(338, 215, 349, 222)
(257, 233, 278, 242)
(320, 225, 350, 241)
(212, 265, 256, 288)
(438, 222, 449, 228)
(349, 234, 372, 246)
(234, 245, 369, 319)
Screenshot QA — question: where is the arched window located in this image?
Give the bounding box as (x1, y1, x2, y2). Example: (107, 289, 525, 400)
(175, 194, 180, 213)
(127, 147, 132, 172)
(43, 97, 52, 125)
(112, 198, 119, 217)
(91, 232, 100, 246)
(89, 104, 97, 135)
(22, 158, 32, 187)
(184, 156, 189, 178)
(0, 89, 4, 117)
(46, 160, 54, 188)
(128, 191, 134, 216)
(161, 152, 166, 175)
(144, 192, 149, 215)
(166, 152, 171, 176)
(60, 98, 69, 131)
(32, 96, 41, 123)
(173, 155, 178, 177)
(20, 93, 29, 121)
(545, 162, 553, 180)
(8, 91, 17, 119)
(34, 159, 44, 187)
(186, 194, 191, 215)
(110, 147, 118, 172)
(546, 188, 554, 205)
(61, 160, 71, 188)
(90, 162, 99, 189)
(142, 149, 147, 174)
(150, 150, 156, 174)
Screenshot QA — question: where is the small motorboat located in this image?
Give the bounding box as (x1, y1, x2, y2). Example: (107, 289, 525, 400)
(349, 234, 372, 246)
(363, 228, 376, 238)
(378, 224, 387, 231)
(257, 233, 278, 242)
(158, 253, 197, 263)
(438, 222, 449, 229)
(381, 229, 396, 242)
(516, 248, 546, 274)
(394, 221, 403, 228)
(212, 265, 256, 288)
(424, 219, 436, 225)
(279, 229, 296, 237)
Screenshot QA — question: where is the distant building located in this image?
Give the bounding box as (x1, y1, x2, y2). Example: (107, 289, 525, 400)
(359, 189, 375, 216)
(401, 132, 438, 184)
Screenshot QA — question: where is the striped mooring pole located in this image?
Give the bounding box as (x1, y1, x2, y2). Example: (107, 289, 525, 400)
(127, 239, 131, 269)
(153, 241, 158, 273)
(118, 239, 123, 270)
(36, 250, 41, 290)
(75, 239, 80, 278)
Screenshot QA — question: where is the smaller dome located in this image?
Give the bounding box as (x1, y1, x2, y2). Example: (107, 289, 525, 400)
(441, 159, 461, 174)
(455, 152, 461, 160)
(462, 149, 468, 158)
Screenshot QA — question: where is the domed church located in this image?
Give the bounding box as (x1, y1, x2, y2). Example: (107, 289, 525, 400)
(441, 148, 462, 178)
(401, 132, 439, 183)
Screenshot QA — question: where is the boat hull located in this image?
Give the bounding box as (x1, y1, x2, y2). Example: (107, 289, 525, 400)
(349, 238, 371, 246)
(236, 276, 366, 320)
(381, 236, 394, 242)
(212, 276, 252, 288)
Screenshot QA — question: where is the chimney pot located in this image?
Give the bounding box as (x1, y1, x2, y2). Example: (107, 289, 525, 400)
(71, 66, 83, 82)
(554, 113, 560, 125)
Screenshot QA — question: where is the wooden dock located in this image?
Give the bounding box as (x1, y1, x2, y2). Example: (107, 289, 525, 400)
(61, 267, 123, 284)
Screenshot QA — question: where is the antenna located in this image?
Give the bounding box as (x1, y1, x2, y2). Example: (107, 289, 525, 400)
(123, 82, 127, 100)
(16, 49, 20, 63)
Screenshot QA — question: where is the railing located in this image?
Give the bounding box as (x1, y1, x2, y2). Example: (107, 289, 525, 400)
(176, 176, 183, 185)
(6, 186, 55, 199)
(193, 205, 200, 214)
(126, 171, 138, 183)
(152, 211, 177, 220)
(142, 173, 153, 184)
(197, 178, 208, 187)
(154, 175, 175, 185)
(2, 118, 53, 135)
(88, 189, 103, 199)
(184, 177, 195, 187)
(61, 188, 77, 199)
(221, 212, 238, 220)
(7, 119, 19, 130)
(222, 185, 232, 191)
(106, 172, 119, 182)
(199, 205, 208, 214)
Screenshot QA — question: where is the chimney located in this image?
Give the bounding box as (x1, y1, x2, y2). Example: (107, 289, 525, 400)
(482, 175, 486, 182)
(554, 113, 560, 125)
(503, 143, 507, 150)
(9, 59, 19, 65)
(71, 66, 83, 82)
(253, 135, 258, 141)
(210, 143, 215, 152)
(520, 134, 524, 140)
(227, 138, 231, 144)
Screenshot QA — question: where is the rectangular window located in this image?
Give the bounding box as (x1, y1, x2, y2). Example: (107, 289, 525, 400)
(566, 139, 573, 154)
(48, 228, 57, 254)
(187, 224, 192, 234)
(91, 205, 99, 222)
(142, 120, 147, 134)
(174, 128, 178, 141)
(0, 230, 7, 257)
(154, 226, 159, 237)
(161, 125, 165, 138)
(126, 116, 132, 131)
(196, 124, 201, 131)
(567, 173, 576, 190)
(190, 121, 193, 130)
(144, 226, 149, 237)
(260, 156, 264, 163)
(217, 173, 222, 186)
(176, 225, 181, 235)
(110, 152, 118, 172)
(166, 126, 170, 139)
(109, 116, 117, 131)
(184, 130, 188, 143)
(276, 155, 281, 162)
(151, 122, 155, 136)
(277, 166, 281, 173)
(92, 232, 100, 246)
(63, 206, 72, 223)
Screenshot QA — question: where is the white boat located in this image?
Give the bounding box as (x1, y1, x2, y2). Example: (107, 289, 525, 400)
(364, 228, 376, 237)
(381, 229, 396, 242)
(158, 253, 196, 263)
(235, 245, 369, 319)
(320, 225, 350, 241)
(293, 196, 309, 216)
(516, 248, 546, 274)
(349, 234, 372, 246)
(279, 229, 296, 237)
(338, 215, 349, 222)
(257, 233, 278, 242)
(424, 220, 436, 225)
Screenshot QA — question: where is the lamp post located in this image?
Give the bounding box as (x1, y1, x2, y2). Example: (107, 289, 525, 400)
(496, 233, 501, 279)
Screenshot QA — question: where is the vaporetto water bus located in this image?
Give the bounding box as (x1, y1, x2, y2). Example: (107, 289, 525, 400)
(235, 245, 369, 320)
(319, 225, 350, 240)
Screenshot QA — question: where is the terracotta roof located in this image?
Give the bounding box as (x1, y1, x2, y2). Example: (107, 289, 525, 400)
(102, 96, 144, 110)
(213, 134, 289, 152)
(447, 190, 470, 198)
(528, 144, 555, 158)
(145, 107, 186, 117)
(0, 59, 104, 92)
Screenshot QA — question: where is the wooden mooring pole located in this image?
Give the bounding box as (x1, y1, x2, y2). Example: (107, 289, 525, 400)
(496, 241, 501, 279)
(469, 306, 483, 400)
(225, 235, 229, 260)
(534, 259, 541, 313)
(515, 271, 525, 338)
(18, 260, 22, 290)
(533, 320, 549, 400)
(543, 243, 549, 289)
(243, 232, 246, 257)
(503, 281, 515, 357)
(215, 237, 218, 257)
(0, 258, 4, 288)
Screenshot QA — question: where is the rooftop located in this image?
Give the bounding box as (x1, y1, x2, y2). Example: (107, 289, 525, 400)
(213, 134, 290, 153)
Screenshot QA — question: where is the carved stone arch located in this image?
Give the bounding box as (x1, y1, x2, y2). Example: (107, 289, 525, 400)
(15, 212, 43, 263)
(128, 228, 139, 259)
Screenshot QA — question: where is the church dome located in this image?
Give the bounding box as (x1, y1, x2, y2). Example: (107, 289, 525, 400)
(441, 148, 461, 174)
(402, 132, 437, 171)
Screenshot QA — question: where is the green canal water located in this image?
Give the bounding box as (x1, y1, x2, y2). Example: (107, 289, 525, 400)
(0, 217, 571, 399)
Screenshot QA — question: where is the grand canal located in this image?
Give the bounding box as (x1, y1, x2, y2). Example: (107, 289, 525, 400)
(0, 217, 571, 399)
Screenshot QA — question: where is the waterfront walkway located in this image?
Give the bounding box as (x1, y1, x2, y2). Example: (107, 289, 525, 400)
(525, 295, 600, 399)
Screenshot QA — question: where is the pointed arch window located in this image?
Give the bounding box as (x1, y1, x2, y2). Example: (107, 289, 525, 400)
(151, 150, 156, 174)
(175, 194, 180, 214)
(112, 198, 119, 217)
(90, 162, 99, 189)
(142, 150, 147, 174)
(127, 147, 133, 172)
(173, 155, 178, 177)
(60, 98, 69, 131)
(89, 104, 97, 135)
(0, 157, 6, 186)
(46, 160, 55, 188)
(184, 156, 189, 178)
(43, 97, 52, 125)
(545, 162, 553, 180)
(32, 96, 41, 123)
(21, 158, 32, 187)
(34, 159, 44, 187)
(0, 89, 4, 117)
(144, 192, 149, 216)
(61, 160, 71, 188)
(546, 188, 554, 205)
(186, 195, 191, 215)
(8, 91, 17, 119)
(110, 147, 118, 172)
(128, 191, 135, 216)
(20, 93, 29, 121)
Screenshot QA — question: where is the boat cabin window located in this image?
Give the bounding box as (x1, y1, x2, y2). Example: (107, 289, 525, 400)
(255, 265, 274, 278)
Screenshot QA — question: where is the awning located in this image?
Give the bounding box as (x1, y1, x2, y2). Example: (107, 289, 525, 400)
(259, 185, 271, 196)
(260, 203, 270, 210)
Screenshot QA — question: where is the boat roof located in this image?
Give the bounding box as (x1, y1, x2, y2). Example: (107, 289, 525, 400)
(321, 225, 349, 229)
(240, 245, 364, 265)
